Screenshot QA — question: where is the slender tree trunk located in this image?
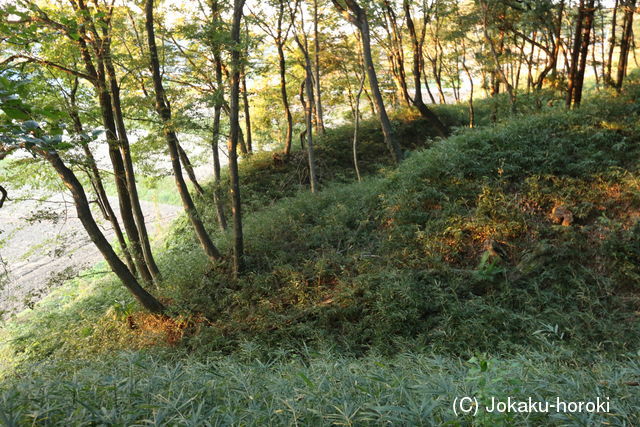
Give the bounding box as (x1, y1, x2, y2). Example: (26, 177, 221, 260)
(241, 72, 253, 153)
(277, 44, 294, 156)
(591, 32, 600, 89)
(69, 101, 136, 274)
(299, 80, 307, 149)
(228, 0, 246, 276)
(97, 83, 154, 284)
(145, 0, 222, 263)
(481, 3, 516, 111)
(363, 86, 377, 116)
(43, 150, 164, 313)
(353, 67, 365, 182)
(81, 144, 136, 273)
(177, 142, 205, 196)
(70, 10, 154, 285)
(313, 0, 325, 133)
(605, 0, 619, 84)
(382, 2, 412, 108)
(460, 39, 475, 128)
(567, 1, 585, 107)
(573, 0, 595, 107)
(332, 0, 402, 164)
(539, 0, 565, 88)
(615, 0, 636, 90)
(212, 51, 228, 231)
(424, 79, 437, 104)
(67, 79, 137, 273)
(104, 49, 161, 285)
(296, 36, 320, 193)
(403, 0, 447, 137)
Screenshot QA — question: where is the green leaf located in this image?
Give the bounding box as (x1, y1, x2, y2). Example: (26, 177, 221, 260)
(1, 106, 30, 120)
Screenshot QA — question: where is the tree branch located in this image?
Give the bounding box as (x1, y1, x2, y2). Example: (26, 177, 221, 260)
(1, 54, 96, 82)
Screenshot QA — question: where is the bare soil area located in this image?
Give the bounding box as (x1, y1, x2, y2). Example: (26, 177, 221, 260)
(0, 193, 181, 318)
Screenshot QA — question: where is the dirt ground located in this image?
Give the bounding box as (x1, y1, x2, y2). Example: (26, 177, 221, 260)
(0, 192, 181, 319)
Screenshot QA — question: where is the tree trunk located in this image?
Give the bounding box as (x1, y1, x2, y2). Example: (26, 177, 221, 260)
(460, 38, 475, 128)
(177, 142, 205, 196)
(43, 150, 164, 313)
(69, 5, 154, 285)
(213, 51, 228, 231)
(313, 0, 325, 134)
(332, 0, 402, 164)
(241, 71, 253, 153)
(81, 143, 136, 273)
(605, 0, 619, 85)
(228, 0, 246, 276)
(403, 0, 447, 137)
(97, 83, 154, 284)
(68, 100, 136, 274)
(277, 43, 294, 156)
(145, 0, 223, 263)
(353, 68, 365, 182)
(296, 37, 320, 193)
(568, 0, 596, 107)
(537, 0, 565, 89)
(481, 3, 516, 110)
(615, 0, 636, 90)
(103, 49, 161, 285)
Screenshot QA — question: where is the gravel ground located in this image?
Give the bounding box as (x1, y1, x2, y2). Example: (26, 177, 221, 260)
(0, 192, 181, 319)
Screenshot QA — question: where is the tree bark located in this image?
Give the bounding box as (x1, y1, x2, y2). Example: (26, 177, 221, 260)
(353, 56, 365, 182)
(228, 0, 247, 276)
(605, 0, 619, 85)
(331, 0, 402, 164)
(481, 2, 516, 110)
(313, 0, 326, 134)
(615, 0, 636, 90)
(278, 44, 294, 156)
(97, 82, 154, 284)
(177, 142, 205, 196)
(296, 36, 320, 193)
(213, 51, 228, 231)
(567, 0, 596, 108)
(241, 70, 253, 153)
(403, 0, 447, 137)
(90, 3, 161, 286)
(69, 5, 155, 285)
(68, 88, 136, 274)
(537, 0, 565, 89)
(43, 150, 164, 313)
(145, 0, 223, 263)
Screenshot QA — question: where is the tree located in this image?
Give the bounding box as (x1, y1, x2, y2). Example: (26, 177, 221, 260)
(2, 0, 164, 286)
(250, 0, 298, 156)
(0, 74, 164, 313)
(331, 0, 403, 164)
(566, 0, 596, 108)
(295, 3, 320, 193)
(145, 0, 223, 263)
(402, 0, 447, 136)
(313, 0, 326, 134)
(228, 0, 247, 276)
(615, 0, 637, 90)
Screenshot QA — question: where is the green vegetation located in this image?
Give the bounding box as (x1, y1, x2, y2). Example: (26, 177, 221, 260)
(2, 351, 638, 425)
(2, 83, 640, 424)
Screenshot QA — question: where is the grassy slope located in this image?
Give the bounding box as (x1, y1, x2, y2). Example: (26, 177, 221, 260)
(1, 82, 640, 424)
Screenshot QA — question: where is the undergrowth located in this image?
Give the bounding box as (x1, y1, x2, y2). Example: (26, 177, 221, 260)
(1, 82, 640, 424)
(2, 350, 639, 425)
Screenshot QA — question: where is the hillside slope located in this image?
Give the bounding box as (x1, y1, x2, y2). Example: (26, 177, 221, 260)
(1, 83, 639, 424)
